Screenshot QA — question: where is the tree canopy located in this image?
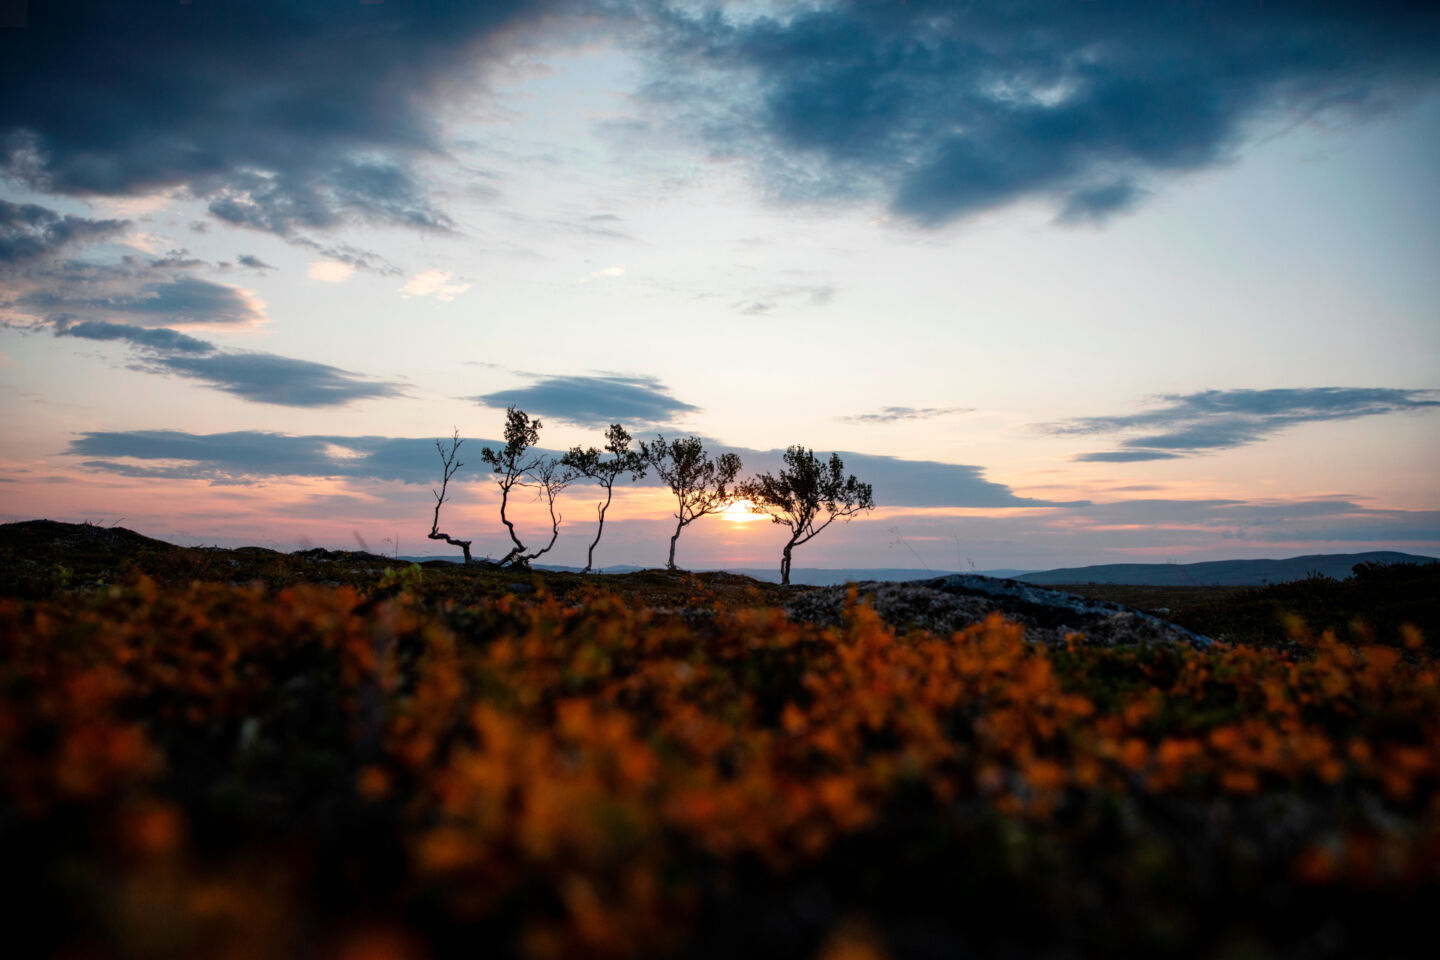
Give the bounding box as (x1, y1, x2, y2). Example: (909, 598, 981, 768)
(480, 406, 543, 567)
(562, 423, 646, 574)
(642, 435, 742, 570)
(738, 446, 875, 585)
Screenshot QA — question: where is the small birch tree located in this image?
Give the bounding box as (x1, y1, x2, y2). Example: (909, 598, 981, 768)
(737, 446, 875, 585)
(519, 455, 578, 565)
(562, 423, 645, 574)
(480, 406, 542, 567)
(428, 428, 474, 563)
(641, 435, 742, 570)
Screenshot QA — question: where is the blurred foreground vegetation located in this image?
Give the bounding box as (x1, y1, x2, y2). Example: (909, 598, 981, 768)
(0, 521, 1436, 958)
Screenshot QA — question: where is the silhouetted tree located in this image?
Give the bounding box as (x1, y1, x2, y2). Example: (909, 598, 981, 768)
(519, 455, 578, 565)
(428, 428, 474, 563)
(738, 446, 875, 585)
(641, 434, 742, 571)
(480, 406, 542, 567)
(562, 423, 645, 574)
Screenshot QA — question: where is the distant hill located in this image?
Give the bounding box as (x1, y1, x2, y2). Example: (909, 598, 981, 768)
(1017, 552, 1437, 586)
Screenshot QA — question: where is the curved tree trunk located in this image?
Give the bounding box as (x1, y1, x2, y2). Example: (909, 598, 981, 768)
(429, 493, 473, 563)
(428, 529, 472, 563)
(497, 482, 526, 565)
(524, 496, 563, 563)
(667, 518, 685, 570)
(780, 539, 796, 585)
(583, 483, 614, 574)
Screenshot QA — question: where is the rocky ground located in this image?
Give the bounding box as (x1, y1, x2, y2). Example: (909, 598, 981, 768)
(787, 573, 1215, 648)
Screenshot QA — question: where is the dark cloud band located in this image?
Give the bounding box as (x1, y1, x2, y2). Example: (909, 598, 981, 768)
(1051, 387, 1440, 460)
(471, 374, 702, 428)
(0, 0, 554, 234)
(20, 274, 266, 328)
(638, 0, 1440, 225)
(66, 429, 1062, 508)
(0, 200, 128, 265)
(52, 319, 404, 408)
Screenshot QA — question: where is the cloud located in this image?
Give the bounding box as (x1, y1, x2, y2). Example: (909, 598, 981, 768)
(288, 238, 401, 276)
(734, 447, 1077, 509)
(0, 0, 562, 234)
(7, 3, 1437, 239)
(399, 269, 471, 301)
(64, 429, 1063, 510)
(1048, 388, 1440, 460)
(732, 284, 836, 315)
(236, 254, 276, 272)
(307, 261, 355, 284)
(1073, 450, 1185, 463)
(67, 431, 455, 485)
(55, 320, 214, 354)
(149, 249, 207, 270)
(2, 218, 395, 408)
(151, 351, 405, 407)
(637, 1, 1440, 226)
(15, 272, 267, 328)
(1056, 181, 1150, 225)
(0, 200, 128, 264)
(472, 373, 699, 428)
(51, 321, 403, 408)
(840, 406, 973, 424)
(1046, 497, 1440, 547)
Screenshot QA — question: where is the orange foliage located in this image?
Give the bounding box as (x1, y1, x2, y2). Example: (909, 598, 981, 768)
(1, 578, 1437, 957)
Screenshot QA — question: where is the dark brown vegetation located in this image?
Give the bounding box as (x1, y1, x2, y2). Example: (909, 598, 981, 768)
(1052, 562, 1440, 652)
(1, 520, 1437, 960)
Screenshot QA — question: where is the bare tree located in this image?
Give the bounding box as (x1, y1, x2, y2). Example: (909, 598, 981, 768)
(480, 406, 542, 567)
(737, 446, 875, 585)
(428, 428, 474, 563)
(519, 455, 578, 565)
(641, 435, 742, 570)
(562, 423, 646, 574)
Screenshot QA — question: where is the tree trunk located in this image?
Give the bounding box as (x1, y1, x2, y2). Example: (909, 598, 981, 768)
(781, 540, 795, 586)
(497, 482, 526, 566)
(523, 495, 562, 563)
(428, 530, 473, 564)
(667, 518, 684, 570)
(583, 484, 614, 574)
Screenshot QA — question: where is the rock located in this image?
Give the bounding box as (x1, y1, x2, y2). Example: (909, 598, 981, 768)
(784, 574, 1212, 648)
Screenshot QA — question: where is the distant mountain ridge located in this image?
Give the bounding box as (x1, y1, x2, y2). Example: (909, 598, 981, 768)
(399, 553, 1440, 587)
(1016, 551, 1436, 586)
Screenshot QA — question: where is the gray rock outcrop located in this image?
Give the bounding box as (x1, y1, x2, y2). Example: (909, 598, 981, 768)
(785, 573, 1213, 648)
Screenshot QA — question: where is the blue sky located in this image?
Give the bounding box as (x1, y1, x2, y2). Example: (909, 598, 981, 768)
(2, 1, 1437, 571)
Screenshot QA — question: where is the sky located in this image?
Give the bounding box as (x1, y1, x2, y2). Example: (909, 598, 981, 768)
(2, 0, 1438, 573)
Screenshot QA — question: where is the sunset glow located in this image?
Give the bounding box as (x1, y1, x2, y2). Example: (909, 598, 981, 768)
(721, 499, 766, 525)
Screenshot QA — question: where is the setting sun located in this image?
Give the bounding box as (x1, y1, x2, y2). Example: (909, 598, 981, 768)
(722, 499, 766, 524)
